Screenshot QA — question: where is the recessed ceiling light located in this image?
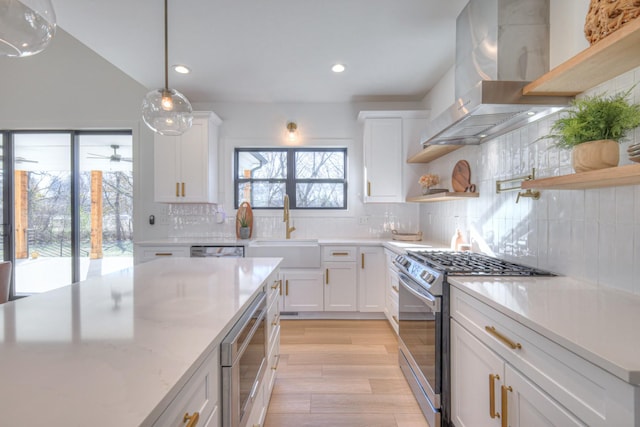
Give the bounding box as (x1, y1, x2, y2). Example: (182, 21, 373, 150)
(173, 64, 191, 74)
(331, 63, 345, 73)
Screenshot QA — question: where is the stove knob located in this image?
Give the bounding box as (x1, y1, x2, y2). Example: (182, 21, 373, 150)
(420, 271, 429, 280)
(425, 273, 435, 283)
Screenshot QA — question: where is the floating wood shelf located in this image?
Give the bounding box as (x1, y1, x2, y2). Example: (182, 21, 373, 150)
(407, 145, 462, 163)
(524, 18, 640, 96)
(406, 192, 479, 202)
(521, 164, 640, 190)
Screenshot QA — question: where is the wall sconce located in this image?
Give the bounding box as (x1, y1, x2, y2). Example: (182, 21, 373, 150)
(286, 122, 298, 142)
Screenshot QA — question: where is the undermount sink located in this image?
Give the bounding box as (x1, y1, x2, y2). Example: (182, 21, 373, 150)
(246, 239, 320, 268)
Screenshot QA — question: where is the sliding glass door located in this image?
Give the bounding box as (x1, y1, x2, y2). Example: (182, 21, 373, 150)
(3, 131, 133, 298)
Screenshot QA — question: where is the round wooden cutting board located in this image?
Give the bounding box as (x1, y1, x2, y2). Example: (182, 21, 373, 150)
(452, 160, 471, 192)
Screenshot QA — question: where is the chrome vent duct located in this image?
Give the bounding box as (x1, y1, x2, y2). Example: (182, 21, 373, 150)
(422, 0, 572, 147)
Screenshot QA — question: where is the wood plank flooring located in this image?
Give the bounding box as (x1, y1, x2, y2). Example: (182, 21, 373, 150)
(265, 319, 430, 427)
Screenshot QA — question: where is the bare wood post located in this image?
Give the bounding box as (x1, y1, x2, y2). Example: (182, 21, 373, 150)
(90, 171, 103, 260)
(14, 171, 28, 259)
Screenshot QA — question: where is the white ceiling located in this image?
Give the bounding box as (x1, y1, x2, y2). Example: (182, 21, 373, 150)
(54, 0, 467, 104)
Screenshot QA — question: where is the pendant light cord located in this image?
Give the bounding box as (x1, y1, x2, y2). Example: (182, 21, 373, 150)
(164, 0, 169, 91)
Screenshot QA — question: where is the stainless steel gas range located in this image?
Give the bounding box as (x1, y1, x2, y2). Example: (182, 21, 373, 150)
(393, 250, 554, 427)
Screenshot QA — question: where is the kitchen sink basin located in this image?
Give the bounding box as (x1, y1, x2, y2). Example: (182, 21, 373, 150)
(246, 239, 320, 268)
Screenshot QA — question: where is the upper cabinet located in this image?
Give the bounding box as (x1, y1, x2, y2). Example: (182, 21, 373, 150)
(362, 116, 403, 203)
(359, 111, 428, 203)
(154, 111, 222, 203)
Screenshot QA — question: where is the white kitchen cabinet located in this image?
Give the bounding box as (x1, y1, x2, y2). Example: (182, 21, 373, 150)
(362, 117, 403, 203)
(134, 244, 190, 264)
(357, 246, 385, 312)
(322, 246, 357, 311)
(384, 249, 400, 334)
(280, 269, 324, 312)
(324, 261, 357, 311)
(450, 286, 637, 427)
(152, 348, 219, 427)
(154, 111, 221, 203)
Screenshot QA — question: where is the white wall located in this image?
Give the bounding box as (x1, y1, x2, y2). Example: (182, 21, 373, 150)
(418, 66, 640, 294)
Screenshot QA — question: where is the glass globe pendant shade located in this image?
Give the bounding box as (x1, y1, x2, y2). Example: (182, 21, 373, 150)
(142, 88, 193, 136)
(0, 0, 56, 57)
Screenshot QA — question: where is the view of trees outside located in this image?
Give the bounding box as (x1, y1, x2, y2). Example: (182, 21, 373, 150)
(8, 132, 133, 294)
(236, 149, 346, 209)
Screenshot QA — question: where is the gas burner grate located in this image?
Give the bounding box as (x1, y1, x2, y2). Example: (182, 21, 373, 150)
(407, 250, 555, 276)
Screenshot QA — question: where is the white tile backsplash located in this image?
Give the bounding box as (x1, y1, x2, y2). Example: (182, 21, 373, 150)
(419, 65, 640, 294)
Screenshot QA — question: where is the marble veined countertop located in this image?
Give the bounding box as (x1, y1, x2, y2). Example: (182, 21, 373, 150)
(449, 276, 640, 385)
(0, 257, 281, 426)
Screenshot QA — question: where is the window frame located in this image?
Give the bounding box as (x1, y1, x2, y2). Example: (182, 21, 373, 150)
(234, 147, 348, 210)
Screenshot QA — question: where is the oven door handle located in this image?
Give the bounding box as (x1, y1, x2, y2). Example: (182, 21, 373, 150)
(398, 272, 440, 311)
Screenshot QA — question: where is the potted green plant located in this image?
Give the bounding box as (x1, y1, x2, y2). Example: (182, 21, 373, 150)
(237, 211, 250, 239)
(541, 87, 640, 172)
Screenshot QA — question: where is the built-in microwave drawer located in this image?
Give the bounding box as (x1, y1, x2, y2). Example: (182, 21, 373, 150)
(322, 246, 356, 262)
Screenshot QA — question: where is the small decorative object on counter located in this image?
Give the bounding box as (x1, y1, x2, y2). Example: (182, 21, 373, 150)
(236, 201, 253, 239)
(540, 87, 640, 172)
(419, 173, 443, 195)
(584, 0, 640, 45)
(450, 228, 465, 251)
(628, 143, 640, 163)
(391, 229, 423, 241)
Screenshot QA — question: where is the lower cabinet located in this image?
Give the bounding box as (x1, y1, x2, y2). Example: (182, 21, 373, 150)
(451, 286, 638, 427)
(357, 246, 385, 312)
(280, 269, 324, 312)
(451, 320, 582, 427)
(134, 244, 190, 264)
(384, 249, 400, 334)
(152, 349, 219, 427)
(324, 261, 357, 311)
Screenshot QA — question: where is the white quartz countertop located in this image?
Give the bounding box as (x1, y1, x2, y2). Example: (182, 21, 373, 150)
(449, 276, 640, 385)
(0, 257, 281, 426)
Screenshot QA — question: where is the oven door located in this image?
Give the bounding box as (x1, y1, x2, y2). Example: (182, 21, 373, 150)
(398, 272, 441, 426)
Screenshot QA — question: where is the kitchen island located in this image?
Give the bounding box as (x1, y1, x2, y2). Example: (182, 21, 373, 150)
(0, 257, 281, 426)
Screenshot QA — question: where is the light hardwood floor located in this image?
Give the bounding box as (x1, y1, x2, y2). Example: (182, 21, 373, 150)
(264, 319, 430, 427)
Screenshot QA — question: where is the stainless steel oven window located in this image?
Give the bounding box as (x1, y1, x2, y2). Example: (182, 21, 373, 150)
(398, 273, 442, 403)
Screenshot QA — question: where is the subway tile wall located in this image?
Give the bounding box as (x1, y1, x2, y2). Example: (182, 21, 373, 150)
(419, 66, 640, 294)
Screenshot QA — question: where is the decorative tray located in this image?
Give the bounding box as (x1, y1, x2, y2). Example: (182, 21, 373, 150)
(391, 230, 423, 241)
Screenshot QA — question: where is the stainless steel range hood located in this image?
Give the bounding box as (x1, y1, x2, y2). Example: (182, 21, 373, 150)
(421, 0, 572, 147)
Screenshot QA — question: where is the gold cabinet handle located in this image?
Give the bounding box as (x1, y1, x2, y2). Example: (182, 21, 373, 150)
(361, 253, 365, 269)
(285, 279, 289, 296)
(175, 182, 180, 197)
(279, 279, 282, 295)
(392, 285, 399, 293)
(392, 315, 399, 325)
(326, 268, 329, 285)
(183, 412, 200, 427)
(485, 326, 522, 350)
(272, 313, 280, 326)
(154, 252, 173, 256)
(331, 252, 349, 256)
(271, 354, 281, 370)
(489, 374, 501, 419)
(181, 182, 185, 197)
(271, 280, 279, 290)
(501, 385, 512, 427)
(367, 181, 371, 196)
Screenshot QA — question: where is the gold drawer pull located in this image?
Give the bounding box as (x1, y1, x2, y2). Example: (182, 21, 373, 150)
(392, 285, 399, 293)
(272, 314, 279, 326)
(271, 281, 279, 290)
(181, 182, 185, 197)
(154, 252, 173, 256)
(501, 385, 512, 427)
(331, 252, 349, 256)
(392, 315, 399, 325)
(485, 326, 522, 350)
(183, 411, 200, 427)
(175, 182, 179, 197)
(326, 268, 329, 284)
(489, 374, 500, 419)
(361, 253, 365, 269)
(279, 279, 282, 295)
(285, 279, 289, 296)
(271, 354, 281, 370)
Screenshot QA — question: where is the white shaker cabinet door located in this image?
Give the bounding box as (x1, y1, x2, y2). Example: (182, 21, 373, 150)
(363, 117, 403, 203)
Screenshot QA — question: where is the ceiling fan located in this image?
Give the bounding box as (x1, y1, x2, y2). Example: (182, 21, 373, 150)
(87, 145, 132, 163)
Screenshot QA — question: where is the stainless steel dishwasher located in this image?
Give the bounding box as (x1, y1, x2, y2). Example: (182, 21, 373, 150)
(190, 245, 245, 258)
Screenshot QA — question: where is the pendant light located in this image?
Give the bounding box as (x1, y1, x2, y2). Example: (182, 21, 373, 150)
(0, 0, 57, 57)
(142, 0, 193, 136)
